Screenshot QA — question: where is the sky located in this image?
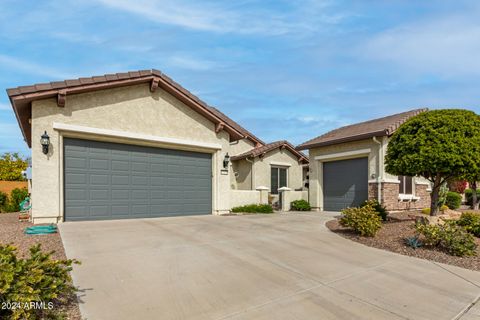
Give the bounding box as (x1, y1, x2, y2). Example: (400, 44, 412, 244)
(1, 0, 480, 156)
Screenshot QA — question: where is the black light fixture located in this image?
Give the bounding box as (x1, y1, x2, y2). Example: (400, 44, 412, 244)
(40, 131, 50, 154)
(223, 153, 230, 168)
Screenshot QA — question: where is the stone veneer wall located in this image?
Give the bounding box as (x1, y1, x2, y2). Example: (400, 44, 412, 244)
(368, 182, 430, 211)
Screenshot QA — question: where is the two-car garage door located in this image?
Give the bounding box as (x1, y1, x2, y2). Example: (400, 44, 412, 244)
(64, 138, 212, 221)
(323, 157, 368, 211)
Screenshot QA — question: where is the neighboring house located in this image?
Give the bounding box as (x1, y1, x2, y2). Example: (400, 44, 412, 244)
(7, 69, 307, 223)
(230, 140, 309, 205)
(297, 109, 431, 212)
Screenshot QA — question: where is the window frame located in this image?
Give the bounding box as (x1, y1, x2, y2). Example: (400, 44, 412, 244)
(270, 166, 288, 194)
(398, 175, 414, 195)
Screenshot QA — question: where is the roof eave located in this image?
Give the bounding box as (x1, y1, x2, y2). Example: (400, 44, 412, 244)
(8, 73, 245, 146)
(296, 130, 388, 150)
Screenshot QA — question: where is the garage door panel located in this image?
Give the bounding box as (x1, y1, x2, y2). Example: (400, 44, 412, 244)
(323, 157, 368, 211)
(64, 138, 212, 221)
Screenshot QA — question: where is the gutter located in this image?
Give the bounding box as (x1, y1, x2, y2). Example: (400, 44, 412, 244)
(245, 156, 255, 190)
(372, 136, 382, 203)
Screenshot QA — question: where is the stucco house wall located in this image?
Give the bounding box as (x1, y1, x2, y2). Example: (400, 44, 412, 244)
(31, 83, 233, 223)
(253, 149, 304, 192)
(308, 136, 431, 211)
(231, 159, 253, 190)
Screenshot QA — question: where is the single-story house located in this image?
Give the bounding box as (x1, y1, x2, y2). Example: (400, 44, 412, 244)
(297, 109, 431, 212)
(230, 140, 309, 205)
(7, 69, 307, 223)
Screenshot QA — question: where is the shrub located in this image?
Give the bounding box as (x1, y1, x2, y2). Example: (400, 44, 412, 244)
(440, 222, 477, 256)
(421, 205, 448, 215)
(231, 204, 273, 213)
(290, 200, 311, 211)
(465, 189, 480, 206)
(445, 192, 462, 209)
(3, 187, 28, 213)
(0, 244, 79, 320)
(361, 199, 388, 221)
(340, 205, 382, 237)
(457, 212, 480, 237)
(415, 221, 477, 256)
(415, 223, 442, 246)
(0, 191, 7, 212)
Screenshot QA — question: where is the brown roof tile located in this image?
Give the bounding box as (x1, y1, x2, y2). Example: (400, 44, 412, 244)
(207, 107, 265, 146)
(6, 69, 262, 147)
(231, 140, 308, 163)
(297, 109, 427, 150)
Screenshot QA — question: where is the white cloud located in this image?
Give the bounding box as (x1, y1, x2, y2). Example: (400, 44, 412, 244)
(0, 103, 11, 111)
(362, 14, 480, 76)
(94, 0, 341, 35)
(0, 54, 72, 79)
(167, 56, 218, 71)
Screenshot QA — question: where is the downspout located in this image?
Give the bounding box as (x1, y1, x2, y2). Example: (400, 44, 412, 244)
(372, 137, 382, 204)
(245, 156, 255, 190)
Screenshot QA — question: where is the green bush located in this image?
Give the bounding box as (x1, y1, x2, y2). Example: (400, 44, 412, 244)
(290, 200, 311, 211)
(361, 199, 388, 221)
(0, 191, 7, 212)
(457, 212, 480, 237)
(231, 204, 273, 214)
(3, 187, 28, 213)
(0, 244, 79, 320)
(445, 192, 462, 209)
(340, 205, 382, 237)
(465, 189, 480, 206)
(415, 223, 442, 246)
(415, 221, 477, 256)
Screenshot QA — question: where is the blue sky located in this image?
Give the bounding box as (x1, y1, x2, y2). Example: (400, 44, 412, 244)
(1, 0, 480, 156)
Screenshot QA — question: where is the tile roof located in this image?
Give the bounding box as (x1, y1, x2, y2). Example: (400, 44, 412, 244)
(6, 69, 263, 147)
(296, 108, 428, 150)
(231, 140, 308, 163)
(206, 107, 265, 146)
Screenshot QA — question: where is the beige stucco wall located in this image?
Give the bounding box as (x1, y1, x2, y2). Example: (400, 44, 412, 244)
(231, 159, 253, 190)
(229, 138, 256, 156)
(253, 148, 304, 192)
(31, 83, 233, 223)
(230, 190, 268, 207)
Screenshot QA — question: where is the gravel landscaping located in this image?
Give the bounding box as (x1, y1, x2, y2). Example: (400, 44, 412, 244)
(326, 210, 480, 271)
(0, 212, 82, 320)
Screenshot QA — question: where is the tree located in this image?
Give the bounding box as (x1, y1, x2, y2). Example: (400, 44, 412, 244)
(0, 152, 28, 181)
(385, 109, 480, 216)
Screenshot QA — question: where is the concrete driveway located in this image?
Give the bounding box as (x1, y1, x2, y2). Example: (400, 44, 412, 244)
(60, 212, 480, 320)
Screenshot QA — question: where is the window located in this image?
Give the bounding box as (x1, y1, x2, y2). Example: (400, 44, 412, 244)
(398, 175, 413, 195)
(271, 167, 287, 194)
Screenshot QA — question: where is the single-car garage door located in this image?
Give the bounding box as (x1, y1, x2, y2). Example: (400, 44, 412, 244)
(64, 138, 212, 221)
(323, 157, 368, 211)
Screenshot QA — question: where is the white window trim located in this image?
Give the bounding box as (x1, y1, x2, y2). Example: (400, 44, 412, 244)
(270, 166, 289, 194)
(269, 161, 292, 167)
(314, 148, 371, 161)
(53, 122, 222, 150)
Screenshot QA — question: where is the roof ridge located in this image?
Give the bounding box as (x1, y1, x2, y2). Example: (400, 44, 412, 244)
(297, 108, 428, 150)
(6, 68, 264, 147)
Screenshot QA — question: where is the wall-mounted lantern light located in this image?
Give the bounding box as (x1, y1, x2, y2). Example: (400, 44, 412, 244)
(223, 153, 230, 169)
(40, 131, 50, 155)
(370, 173, 376, 179)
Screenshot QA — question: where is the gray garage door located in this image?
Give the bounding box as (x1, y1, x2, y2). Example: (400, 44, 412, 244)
(64, 138, 212, 221)
(323, 157, 368, 211)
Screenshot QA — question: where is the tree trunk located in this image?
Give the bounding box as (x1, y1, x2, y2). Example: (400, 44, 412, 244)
(430, 174, 442, 216)
(472, 181, 479, 210)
